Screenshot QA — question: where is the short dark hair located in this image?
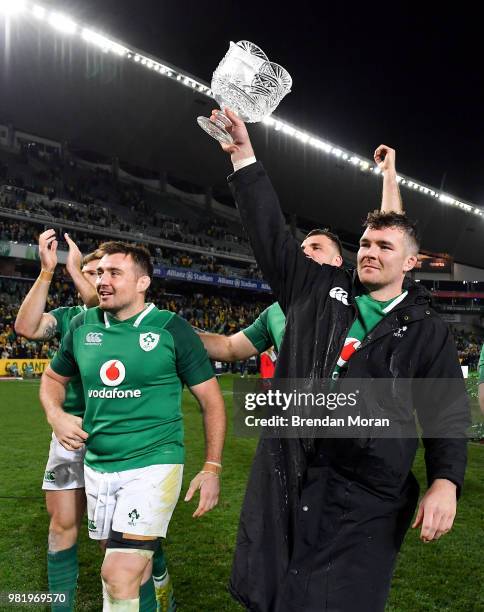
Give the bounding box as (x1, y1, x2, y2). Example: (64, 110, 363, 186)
(304, 228, 343, 257)
(363, 211, 420, 253)
(97, 241, 153, 277)
(82, 248, 104, 267)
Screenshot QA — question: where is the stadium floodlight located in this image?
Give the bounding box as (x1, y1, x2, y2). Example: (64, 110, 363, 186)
(81, 29, 129, 56)
(49, 12, 77, 35)
(32, 4, 45, 19)
(0, 0, 26, 15)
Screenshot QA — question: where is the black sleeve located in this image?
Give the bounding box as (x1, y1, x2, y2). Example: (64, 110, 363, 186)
(414, 317, 470, 496)
(228, 161, 335, 312)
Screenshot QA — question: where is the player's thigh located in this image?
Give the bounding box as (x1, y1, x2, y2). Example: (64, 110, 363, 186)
(46, 488, 86, 529)
(113, 464, 183, 538)
(42, 433, 86, 492)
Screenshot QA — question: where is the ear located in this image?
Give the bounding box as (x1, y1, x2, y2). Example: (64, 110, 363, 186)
(333, 254, 344, 268)
(403, 254, 418, 273)
(137, 275, 151, 293)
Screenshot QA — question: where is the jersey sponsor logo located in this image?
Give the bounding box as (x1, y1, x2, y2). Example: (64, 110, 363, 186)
(139, 332, 160, 352)
(337, 337, 361, 368)
(85, 332, 103, 345)
(88, 387, 141, 399)
(329, 287, 350, 306)
(393, 325, 408, 338)
(100, 360, 126, 386)
(90, 360, 142, 399)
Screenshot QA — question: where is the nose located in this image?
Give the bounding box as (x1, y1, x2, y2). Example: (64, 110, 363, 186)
(363, 244, 378, 260)
(97, 271, 109, 286)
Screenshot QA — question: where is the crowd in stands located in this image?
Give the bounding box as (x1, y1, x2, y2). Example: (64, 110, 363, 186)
(0, 214, 262, 280)
(1, 143, 254, 259)
(452, 328, 483, 369)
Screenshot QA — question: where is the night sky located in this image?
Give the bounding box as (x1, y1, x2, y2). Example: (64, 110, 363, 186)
(33, 1, 484, 205)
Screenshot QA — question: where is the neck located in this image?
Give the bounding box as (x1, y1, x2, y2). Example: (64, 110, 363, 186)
(368, 282, 404, 302)
(109, 300, 147, 321)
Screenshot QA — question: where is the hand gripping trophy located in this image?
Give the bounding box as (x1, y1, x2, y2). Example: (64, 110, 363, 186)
(197, 40, 292, 145)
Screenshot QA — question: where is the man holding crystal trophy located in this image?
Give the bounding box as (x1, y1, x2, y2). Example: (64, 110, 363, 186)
(197, 40, 469, 612)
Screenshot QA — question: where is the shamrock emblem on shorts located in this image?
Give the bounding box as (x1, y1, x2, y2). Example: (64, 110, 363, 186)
(128, 508, 140, 526)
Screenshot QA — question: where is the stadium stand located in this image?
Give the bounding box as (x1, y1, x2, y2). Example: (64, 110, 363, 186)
(1, 135, 483, 378)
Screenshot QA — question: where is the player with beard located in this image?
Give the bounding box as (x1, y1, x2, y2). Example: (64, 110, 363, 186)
(209, 108, 469, 612)
(200, 145, 401, 371)
(39, 241, 225, 612)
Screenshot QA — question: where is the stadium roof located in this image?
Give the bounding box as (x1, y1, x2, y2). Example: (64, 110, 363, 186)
(1, 3, 483, 268)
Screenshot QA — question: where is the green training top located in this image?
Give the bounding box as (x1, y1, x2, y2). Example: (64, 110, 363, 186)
(479, 343, 484, 384)
(243, 302, 286, 353)
(50, 304, 214, 472)
(50, 305, 87, 417)
(333, 291, 407, 378)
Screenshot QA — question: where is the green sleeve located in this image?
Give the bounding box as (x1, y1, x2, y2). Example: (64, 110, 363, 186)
(479, 344, 484, 384)
(243, 307, 272, 353)
(49, 307, 70, 337)
(50, 312, 85, 378)
(167, 314, 215, 387)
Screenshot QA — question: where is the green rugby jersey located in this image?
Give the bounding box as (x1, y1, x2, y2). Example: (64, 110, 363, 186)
(50, 305, 87, 417)
(333, 291, 407, 378)
(243, 302, 286, 353)
(50, 303, 215, 472)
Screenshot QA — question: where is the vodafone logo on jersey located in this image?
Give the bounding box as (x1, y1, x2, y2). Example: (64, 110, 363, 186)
(100, 360, 126, 386)
(337, 337, 361, 368)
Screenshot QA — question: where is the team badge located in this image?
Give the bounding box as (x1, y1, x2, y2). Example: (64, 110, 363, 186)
(100, 360, 126, 386)
(128, 509, 140, 527)
(139, 332, 160, 352)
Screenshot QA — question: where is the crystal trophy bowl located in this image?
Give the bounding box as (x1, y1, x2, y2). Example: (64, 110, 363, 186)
(197, 40, 292, 145)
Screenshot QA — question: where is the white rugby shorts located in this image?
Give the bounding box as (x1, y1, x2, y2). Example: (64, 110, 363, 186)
(84, 463, 183, 540)
(42, 433, 86, 491)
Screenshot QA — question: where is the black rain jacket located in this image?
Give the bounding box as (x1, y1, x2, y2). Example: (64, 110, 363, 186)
(227, 161, 470, 612)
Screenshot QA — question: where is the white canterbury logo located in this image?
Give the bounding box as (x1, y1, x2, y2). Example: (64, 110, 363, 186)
(329, 287, 349, 306)
(85, 332, 103, 344)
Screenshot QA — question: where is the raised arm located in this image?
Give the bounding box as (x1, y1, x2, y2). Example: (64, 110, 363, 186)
(212, 108, 327, 310)
(374, 144, 403, 213)
(200, 331, 259, 362)
(15, 229, 59, 340)
(64, 233, 99, 307)
(184, 377, 226, 518)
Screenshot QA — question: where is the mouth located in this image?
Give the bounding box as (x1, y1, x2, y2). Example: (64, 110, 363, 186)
(98, 290, 113, 298)
(361, 264, 380, 271)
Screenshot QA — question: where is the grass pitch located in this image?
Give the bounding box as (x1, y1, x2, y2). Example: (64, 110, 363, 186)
(0, 376, 482, 611)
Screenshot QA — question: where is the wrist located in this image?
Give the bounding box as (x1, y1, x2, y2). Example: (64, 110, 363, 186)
(39, 269, 54, 281)
(431, 478, 457, 491)
(202, 460, 222, 475)
(231, 147, 256, 167)
(46, 407, 65, 427)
